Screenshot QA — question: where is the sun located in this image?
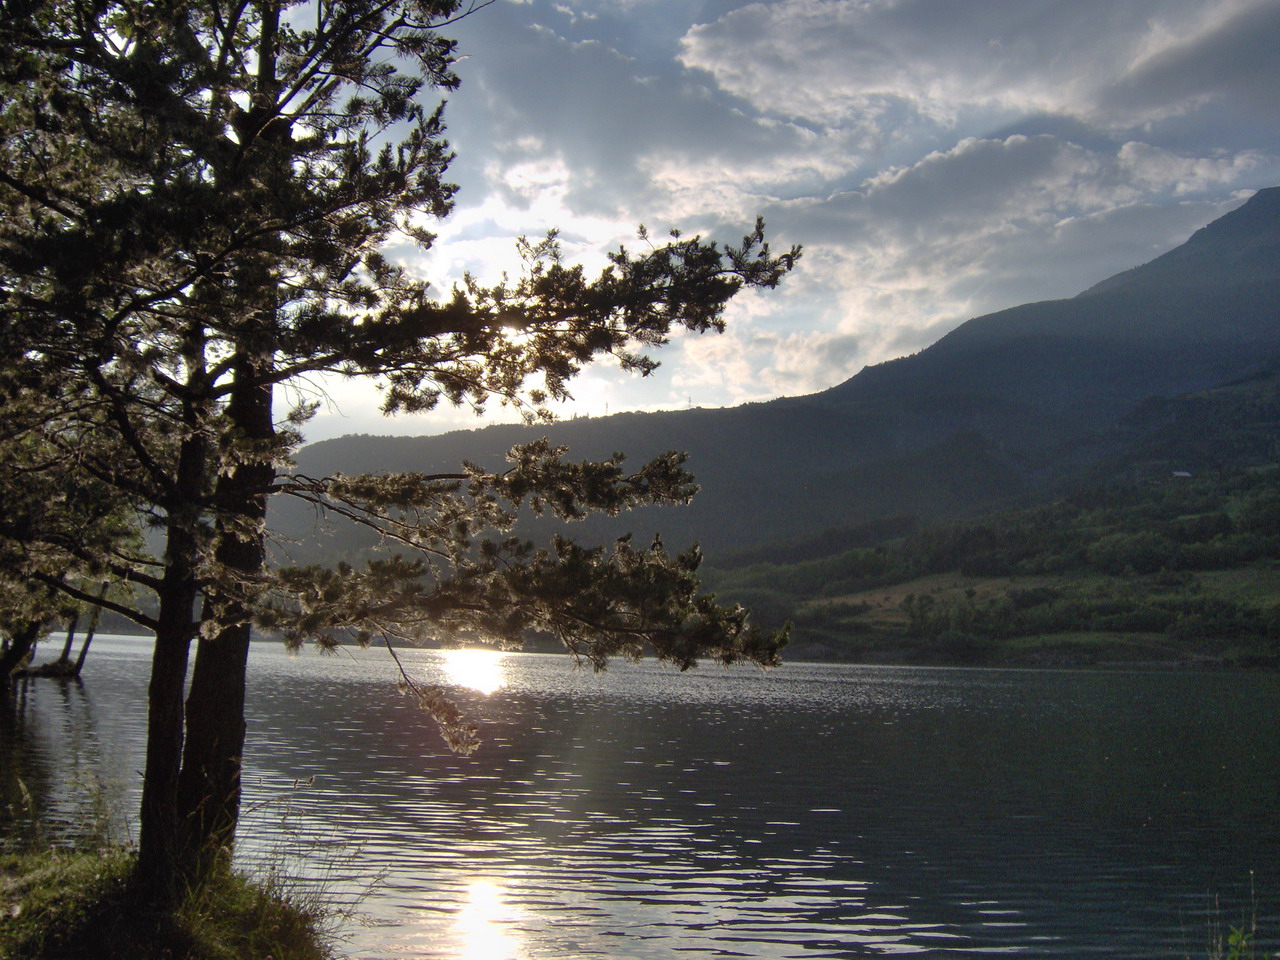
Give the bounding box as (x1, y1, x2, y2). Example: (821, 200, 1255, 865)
(441, 647, 507, 695)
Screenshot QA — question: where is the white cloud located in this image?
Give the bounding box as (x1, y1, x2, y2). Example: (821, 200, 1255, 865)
(672, 321, 865, 404)
(678, 0, 1279, 133)
(1117, 142, 1264, 195)
(757, 134, 1274, 379)
(299, 0, 1279, 441)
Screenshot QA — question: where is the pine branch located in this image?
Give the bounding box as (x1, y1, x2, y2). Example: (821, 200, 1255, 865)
(31, 570, 159, 632)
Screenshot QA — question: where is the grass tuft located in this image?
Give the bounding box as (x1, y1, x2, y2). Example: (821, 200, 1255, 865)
(0, 846, 335, 960)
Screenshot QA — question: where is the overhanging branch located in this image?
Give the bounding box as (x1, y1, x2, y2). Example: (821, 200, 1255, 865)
(31, 571, 160, 632)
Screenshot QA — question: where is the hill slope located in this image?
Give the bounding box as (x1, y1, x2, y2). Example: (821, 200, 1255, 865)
(281, 188, 1280, 559)
(703, 444, 1280, 667)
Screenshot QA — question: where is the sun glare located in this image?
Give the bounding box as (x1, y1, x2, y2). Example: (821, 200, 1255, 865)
(441, 648, 507, 695)
(454, 878, 523, 960)
(498, 325, 534, 349)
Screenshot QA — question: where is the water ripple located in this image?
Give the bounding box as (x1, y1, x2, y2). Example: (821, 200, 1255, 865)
(5, 637, 1280, 958)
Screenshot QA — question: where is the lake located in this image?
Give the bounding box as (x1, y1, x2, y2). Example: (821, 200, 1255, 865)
(3, 635, 1278, 958)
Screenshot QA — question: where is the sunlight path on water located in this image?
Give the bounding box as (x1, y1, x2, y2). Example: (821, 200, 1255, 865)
(441, 648, 507, 695)
(8, 638, 1280, 959)
(453, 877, 524, 960)
(235, 649, 1280, 959)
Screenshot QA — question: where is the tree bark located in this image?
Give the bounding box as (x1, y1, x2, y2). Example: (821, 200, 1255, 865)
(0, 622, 41, 679)
(58, 610, 79, 662)
(72, 585, 107, 677)
(175, 357, 274, 877)
(134, 417, 207, 899)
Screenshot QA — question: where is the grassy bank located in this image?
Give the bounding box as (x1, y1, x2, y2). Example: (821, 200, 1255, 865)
(0, 847, 334, 960)
(775, 569, 1280, 666)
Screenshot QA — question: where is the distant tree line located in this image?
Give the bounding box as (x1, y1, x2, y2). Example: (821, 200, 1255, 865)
(706, 465, 1280, 661)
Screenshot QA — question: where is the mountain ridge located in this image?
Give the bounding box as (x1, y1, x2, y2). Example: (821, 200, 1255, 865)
(284, 188, 1280, 559)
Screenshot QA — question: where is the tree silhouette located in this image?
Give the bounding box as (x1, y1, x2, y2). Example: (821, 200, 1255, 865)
(0, 0, 798, 900)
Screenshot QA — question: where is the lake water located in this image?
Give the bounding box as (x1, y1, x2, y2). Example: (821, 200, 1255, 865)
(3, 635, 1279, 959)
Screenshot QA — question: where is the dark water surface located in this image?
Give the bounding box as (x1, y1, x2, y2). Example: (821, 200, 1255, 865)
(3, 636, 1279, 958)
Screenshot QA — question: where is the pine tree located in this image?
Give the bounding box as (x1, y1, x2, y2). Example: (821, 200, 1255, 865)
(0, 0, 798, 899)
(0, 371, 140, 677)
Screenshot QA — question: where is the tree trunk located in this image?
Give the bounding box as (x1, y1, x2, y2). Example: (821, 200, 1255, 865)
(175, 358, 274, 878)
(58, 610, 79, 662)
(174, 620, 253, 876)
(0, 622, 41, 679)
(134, 423, 207, 900)
(171, 5, 283, 875)
(72, 584, 107, 677)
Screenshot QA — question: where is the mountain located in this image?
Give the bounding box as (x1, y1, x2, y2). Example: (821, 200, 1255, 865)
(280, 187, 1280, 560)
(836, 186, 1280, 433)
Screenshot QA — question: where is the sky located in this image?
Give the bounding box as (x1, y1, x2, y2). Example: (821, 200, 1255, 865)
(301, 0, 1280, 442)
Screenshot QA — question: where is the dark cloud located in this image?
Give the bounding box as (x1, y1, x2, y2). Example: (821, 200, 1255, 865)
(1103, 1, 1280, 125)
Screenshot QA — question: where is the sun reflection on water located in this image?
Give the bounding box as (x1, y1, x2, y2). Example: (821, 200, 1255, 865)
(454, 878, 523, 960)
(441, 647, 507, 695)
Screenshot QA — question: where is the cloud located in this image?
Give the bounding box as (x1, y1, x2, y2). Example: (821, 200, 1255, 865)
(672, 324, 864, 403)
(1117, 142, 1265, 195)
(863, 135, 1104, 223)
(1104, 0, 1280, 125)
(759, 134, 1273, 376)
(678, 0, 1280, 135)
(445, 10, 806, 218)
(299, 0, 1280, 441)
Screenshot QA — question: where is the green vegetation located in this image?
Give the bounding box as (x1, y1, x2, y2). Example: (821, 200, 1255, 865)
(1200, 883, 1264, 960)
(707, 465, 1280, 665)
(0, 847, 332, 960)
(1214, 924, 1258, 960)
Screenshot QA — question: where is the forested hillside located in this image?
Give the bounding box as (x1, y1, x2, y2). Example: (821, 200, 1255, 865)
(707, 450, 1280, 666)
